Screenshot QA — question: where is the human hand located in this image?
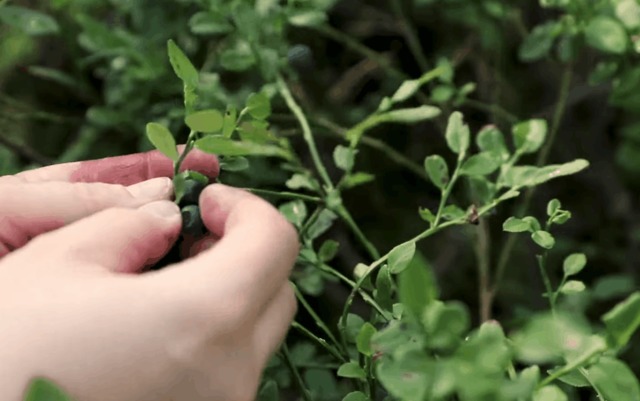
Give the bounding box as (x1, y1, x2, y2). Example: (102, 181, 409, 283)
(0, 146, 218, 258)
(0, 183, 299, 401)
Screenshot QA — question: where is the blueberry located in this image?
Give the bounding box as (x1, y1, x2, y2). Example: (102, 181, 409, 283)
(181, 205, 205, 236)
(287, 44, 315, 73)
(179, 178, 207, 207)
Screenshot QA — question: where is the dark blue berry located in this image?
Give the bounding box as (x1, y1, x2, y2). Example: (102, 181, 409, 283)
(181, 205, 205, 236)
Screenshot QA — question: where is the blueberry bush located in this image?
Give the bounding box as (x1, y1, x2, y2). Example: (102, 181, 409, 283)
(4, 0, 640, 400)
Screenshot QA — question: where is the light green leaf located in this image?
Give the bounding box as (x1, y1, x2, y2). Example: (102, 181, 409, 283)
(616, 0, 640, 29)
(381, 105, 442, 124)
(547, 198, 561, 216)
(375, 265, 393, 311)
(391, 79, 422, 103)
(445, 111, 470, 155)
(220, 40, 256, 71)
(337, 361, 366, 379)
(195, 137, 289, 159)
(25, 378, 72, 401)
(519, 22, 559, 62)
(189, 11, 234, 35)
(246, 92, 271, 120)
(523, 216, 541, 231)
(0, 6, 59, 36)
(342, 391, 369, 401)
(146, 123, 178, 161)
(460, 152, 501, 176)
(342, 172, 375, 189)
(334, 145, 356, 172)
(585, 16, 628, 54)
(533, 385, 567, 401)
(318, 240, 339, 262)
(477, 125, 510, 162)
(220, 156, 249, 172)
(513, 119, 547, 154)
(356, 322, 377, 356)
(586, 357, 640, 401)
(563, 253, 587, 277)
(288, 10, 327, 27)
(560, 280, 586, 294)
(185, 109, 224, 133)
(398, 254, 437, 317)
(602, 291, 640, 348)
(286, 174, 316, 191)
(278, 200, 307, 228)
(388, 242, 416, 274)
(532, 230, 555, 249)
(167, 39, 199, 89)
(503, 217, 531, 233)
(222, 106, 238, 138)
(424, 155, 449, 189)
(419, 207, 436, 225)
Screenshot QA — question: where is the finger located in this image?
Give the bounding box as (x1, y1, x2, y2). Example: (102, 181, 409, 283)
(0, 178, 172, 256)
(253, 282, 297, 366)
(149, 184, 300, 316)
(11, 200, 182, 274)
(8, 145, 219, 185)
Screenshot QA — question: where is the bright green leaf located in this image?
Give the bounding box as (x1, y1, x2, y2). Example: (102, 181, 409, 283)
(342, 172, 375, 189)
(602, 291, 640, 349)
(513, 119, 547, 154)
(585, 16, 628, 55)
(519, 22, 559, 62)
(381, 105, 442, 124)
(24, 378, 72, 401)
(286, 173, 319, 191)
(189, 11, 234, 35)
(195, 137, 289, 159)
(185, 109, 224, 133)
(424, 155, 449, 189)
(477, 125, 510, 162)
(334, 145, 356, 172)
(146, 123, 178, 161)
(563, 253, 587, 277)
(503, 217, 531, 233)
(375, 265, 393, 311)
(460, 152, 501, 176)
(547, 198, 561, 216)
(278, 200, 307, 228)
(223, 106, 238, 138)
(337, 361, 366, 379)
(532, 230, 555, 249)
(342, 391, 369, 401)
(445, 111, 470, 155)
(398, 254, 437, 317)
(560, 280, 586, 294)
(288, 10, 327, 27)
(533, 385, 567, 401)
(387, 242, 416, 274)
(586, 357, 640, 401)
(391, 79, 422, 103)
(419, 207, 436, 225)
(246, 92, 271, 120)
(167, 39, 199, 89)
(356, 323, 377, 356)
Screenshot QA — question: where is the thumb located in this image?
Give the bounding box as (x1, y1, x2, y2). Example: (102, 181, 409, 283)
(11, 201, 182, 274)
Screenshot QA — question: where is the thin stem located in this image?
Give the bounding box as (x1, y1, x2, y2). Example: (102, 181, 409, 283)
(490, 64, 573, 301)
(335, 205, 381, 260)
(291, 321, 346, 363)
(536, 253, 555, 313)
(280, 343, 313, 401)
(474, 217, 492, 322)
(292, 283, 345, 355)
(389, 0, 430, 72)
(433, 157, 464, 227)
(277, 74, 334, 191)
(174, 130, 197, 176)
(243, 188, 322, 203)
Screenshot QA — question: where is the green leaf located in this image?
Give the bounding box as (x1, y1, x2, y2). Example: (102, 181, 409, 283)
(585, 16, 628, 55)
(398, 254, 436, 317)
(189, 11, 234, 35)
(532, 230, 555, 249)
(421, 300, 470, 351)
(616, 0, 640, 29)
(419, 207, 436, 225)
(560, 280, 586, 294)
(523, 216, 541, 231)
(533, 385, 567, 401)
(288, 10, 327, 27)
(477, 125, 510, 162)
(337, 361, 366, 379)
(0, 6, 59, 36)
(246, 92, 271, 120)
(318, 240, 339, 262)
(602, 291, 640, 348)
(195, 137, 289, 159)
(587, 357, 640, 401)
(563, 253, 587, 277)
(593, 274, 635, 300)
(424, 155, 449, 189)
(375, 265, 393, 311)
(376, 352, 434, 401)
(519, 22, 559, 62)
(278, 200, 307, 228)
(441, 205, 466, 221)
(356, 323, 377, 356)
(286, 173, 320, 191)
(513, 119, 547, 154)
(547, 198, 561, 216)
(391, 79, 422, 103)
(342, 391, 369, 401)
(185, 109, 224, 133)
(551, 368, 590, 388)
(219, 156, 249, 172)
(445, 111, 470, 155)
(220, 40, 256, 71)
(387, 242, 416, 274)
(24, 378, 72, 401)
(345, 313, 366, 343)
(334, 145, 356, 172)
(167, 39, 199, 89)
(306, 209, 337, 240)
(503, 217, 531, 233)
(342, 172, 375, 189)
(460, 152, 501, 176)
(381, 105, 442, 124)
(146, 123, 178, 161)
(223, 106, 238, 138)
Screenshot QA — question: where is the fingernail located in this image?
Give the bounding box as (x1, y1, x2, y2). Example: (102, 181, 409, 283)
(139, 200, 180, 220)
(128, 177, 172, 200)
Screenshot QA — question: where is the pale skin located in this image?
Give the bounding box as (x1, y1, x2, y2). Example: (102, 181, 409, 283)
(0, 147, 299, 401)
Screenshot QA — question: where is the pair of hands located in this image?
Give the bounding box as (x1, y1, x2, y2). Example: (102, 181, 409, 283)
(0, 147, 299, 401)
